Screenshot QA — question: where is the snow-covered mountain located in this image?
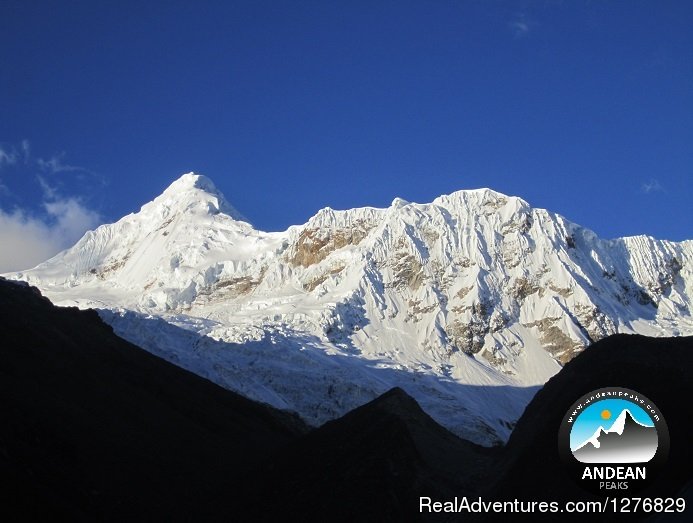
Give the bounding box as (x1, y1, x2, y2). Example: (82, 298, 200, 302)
(8, 173, 693, 445)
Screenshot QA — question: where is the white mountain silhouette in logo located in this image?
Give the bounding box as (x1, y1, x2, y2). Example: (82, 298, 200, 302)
(572, 409, 658, 464)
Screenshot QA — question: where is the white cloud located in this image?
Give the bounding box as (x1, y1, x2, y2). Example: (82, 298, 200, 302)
(37, 152, 84, 174)
(0, 140, 29, 171)
(2, 141, 95, 184)
(0, 141, 104, 272)
(509, 14, 535, 38)
(641, 179, 664, 194)
(510, 20, 529, 36)
(0, 146, 18, 168)
(0, 209, 62, 272)
(0, 196, 101, 273)
(37, 175, 58, 199)
(44, 198, 101, 243)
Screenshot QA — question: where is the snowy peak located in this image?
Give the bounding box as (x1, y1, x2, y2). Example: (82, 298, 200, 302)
(152, 172, 247, 222)
(163, 172, 218, 194)
(13, 172, 266, 309)
(433, 187, 525, 206)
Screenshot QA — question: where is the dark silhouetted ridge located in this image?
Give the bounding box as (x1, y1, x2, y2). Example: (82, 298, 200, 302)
(237, 385, 490, 522)
(488, 334, 693, 521)
(3, 276, 691, 522)
(0, 277, 307, 520)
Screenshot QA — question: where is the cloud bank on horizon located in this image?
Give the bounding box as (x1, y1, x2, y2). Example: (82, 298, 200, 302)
(0, 141, 101, 272)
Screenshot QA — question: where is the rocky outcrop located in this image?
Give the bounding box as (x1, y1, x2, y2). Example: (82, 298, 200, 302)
(288, 221, 374, 267)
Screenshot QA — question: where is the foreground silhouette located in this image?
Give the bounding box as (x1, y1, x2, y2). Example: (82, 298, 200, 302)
(1, 278, 691, 521)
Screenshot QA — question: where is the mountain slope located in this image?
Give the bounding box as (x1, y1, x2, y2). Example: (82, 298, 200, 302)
(9, 173, 693, 445)
(237, 387, 491, 522)
(0, 277, 306, 520)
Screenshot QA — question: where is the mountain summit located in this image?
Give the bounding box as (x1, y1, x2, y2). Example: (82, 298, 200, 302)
(157, 172, 246, 220)
(8, 173, 693, 444)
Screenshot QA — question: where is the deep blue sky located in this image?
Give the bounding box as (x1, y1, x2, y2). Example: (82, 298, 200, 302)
(1, 1, 691, 269)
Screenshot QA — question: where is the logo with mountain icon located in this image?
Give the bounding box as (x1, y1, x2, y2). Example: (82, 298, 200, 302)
(571, 402, 658, 463)
(558, 387, 669, 496)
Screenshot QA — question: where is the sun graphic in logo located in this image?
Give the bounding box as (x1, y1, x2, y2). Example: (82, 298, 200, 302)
(601, 409, 611, 420)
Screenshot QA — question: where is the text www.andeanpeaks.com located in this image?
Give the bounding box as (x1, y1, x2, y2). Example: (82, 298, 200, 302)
(420, 496, 686, 515)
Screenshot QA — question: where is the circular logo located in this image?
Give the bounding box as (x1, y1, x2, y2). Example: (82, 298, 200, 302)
(558, 387, 669, 496)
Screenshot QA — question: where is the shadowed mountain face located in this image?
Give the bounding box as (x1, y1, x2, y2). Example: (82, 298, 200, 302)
(0, 278, 486, 521)
(0, 277, 307, 520)
(2, 277, 691, 522)
(235, 386, 493, 522)
(572, 410, 658, 463)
